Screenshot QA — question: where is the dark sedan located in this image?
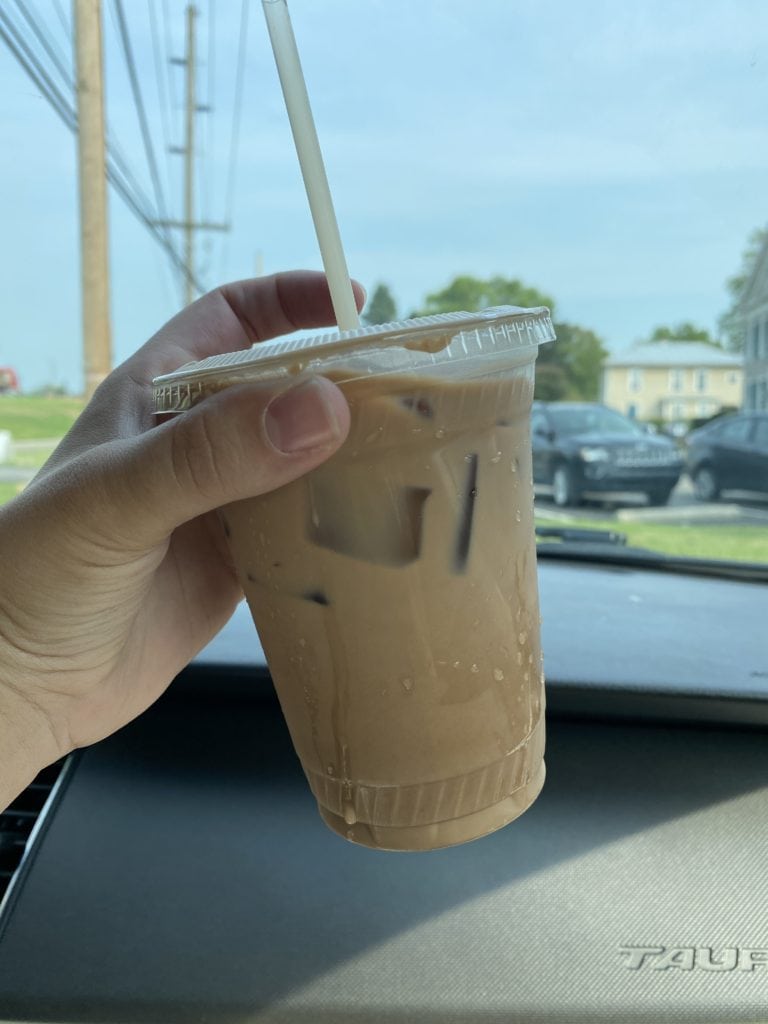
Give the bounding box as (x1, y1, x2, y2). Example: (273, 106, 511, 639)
(686, 412, 768, 500)
(532, 402, 684, 507)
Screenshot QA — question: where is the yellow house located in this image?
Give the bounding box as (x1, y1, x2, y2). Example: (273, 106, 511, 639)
(601, 341, 743, 423)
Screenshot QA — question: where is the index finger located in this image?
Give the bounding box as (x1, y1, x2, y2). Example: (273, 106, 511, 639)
(128, 270, 367, 385)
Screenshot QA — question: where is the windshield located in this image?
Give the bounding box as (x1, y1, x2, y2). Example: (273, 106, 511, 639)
(547, 407, 645, 438)
(0, 2, 766, 571)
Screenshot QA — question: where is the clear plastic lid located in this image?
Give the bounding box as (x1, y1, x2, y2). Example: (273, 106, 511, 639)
(153, 305, 555, 413)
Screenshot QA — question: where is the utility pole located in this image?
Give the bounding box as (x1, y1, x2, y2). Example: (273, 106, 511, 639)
(73, 0, 112, 399)
(163, 4, 227, 306)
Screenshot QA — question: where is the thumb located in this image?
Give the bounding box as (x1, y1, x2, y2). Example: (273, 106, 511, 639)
(103, 375, 350, 547)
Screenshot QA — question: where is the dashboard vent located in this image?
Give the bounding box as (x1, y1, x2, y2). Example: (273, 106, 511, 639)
(0, 759, 66, 907)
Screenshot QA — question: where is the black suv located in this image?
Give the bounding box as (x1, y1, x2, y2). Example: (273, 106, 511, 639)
(532, 402, 683, 507)
(686, 412, 768, 500)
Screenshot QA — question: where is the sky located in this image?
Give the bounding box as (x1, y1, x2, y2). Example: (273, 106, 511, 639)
(2, 0, 768, 393)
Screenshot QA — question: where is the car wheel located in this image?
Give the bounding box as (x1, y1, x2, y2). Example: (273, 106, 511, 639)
(552, 464, 580, 508)
(646, 487, 673, 507)
(693, 465, 720, 502)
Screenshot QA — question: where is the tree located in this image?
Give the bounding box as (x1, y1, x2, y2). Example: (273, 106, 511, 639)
(536, 322, 608, 401)
(362, 283, 397, 326)
(410, 274, 607, 400)
(719, 225, 768, 351)
(647, 322, 720, 346)
(410, 274, 555, 318)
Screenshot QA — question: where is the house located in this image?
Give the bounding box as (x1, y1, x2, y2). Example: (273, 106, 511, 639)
(601, 342, 742, 424)
(732, 241, 768, 411)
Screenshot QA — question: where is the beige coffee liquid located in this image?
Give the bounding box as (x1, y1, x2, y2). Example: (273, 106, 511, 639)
(222, 367, 545, 850)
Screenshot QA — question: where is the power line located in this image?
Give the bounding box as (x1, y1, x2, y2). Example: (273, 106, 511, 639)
(14, 0, 72, 91)
(220, 0, 249, 275)
(110, 0, 172, 243)
(147, 0, 175, 209)
(2, 5, 166, 263)
(16, 0, 155, 223)
(160, 0, 178, 114)
(52, 0, 69, 38)
(0, 7, 204, 293)
(201, 0, 215, 224)
(0, 7, 74, 126)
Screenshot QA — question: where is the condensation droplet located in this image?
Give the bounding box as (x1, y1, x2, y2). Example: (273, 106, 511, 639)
(518, 631, 527, 645)
(515, 510, 522, 523)
(435, 428, 446, 439)
(326, 765, 335, 776)
(516, 651, 524, 666)
(510, 458, 519, 474)
(524, 672, 530, 684)
(490, 452, 502, 464)
(298, 638, 306, 648)
(528, 652, 534, 665)
(453, 660, 461, 669)
(400, 676, 414, 693)
(493, 668, 505, 682)
(343, 804, 357, 825)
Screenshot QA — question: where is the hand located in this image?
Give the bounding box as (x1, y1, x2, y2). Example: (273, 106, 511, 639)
(0, 271, 364, 807)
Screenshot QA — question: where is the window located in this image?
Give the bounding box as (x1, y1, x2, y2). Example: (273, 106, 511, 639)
(754, 418, 768, 449)
(696, 400, 712, 417)
(750, 322, 761, 361)
(628, 368, 643, 393)
(719, 418, 752, 443)
(669, 402, 686, 420)
(669, 369, 684, 392)
(727, 371, 740, 385)
(694, 369, 709, 393)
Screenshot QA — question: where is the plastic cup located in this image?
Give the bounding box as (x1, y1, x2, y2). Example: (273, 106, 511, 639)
(154, 306, 555, 851)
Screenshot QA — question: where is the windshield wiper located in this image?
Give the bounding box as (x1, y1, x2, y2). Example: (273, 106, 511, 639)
(535, 525, 768, 583)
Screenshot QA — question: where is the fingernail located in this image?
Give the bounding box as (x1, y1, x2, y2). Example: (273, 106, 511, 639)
(265, 377, 343, 454)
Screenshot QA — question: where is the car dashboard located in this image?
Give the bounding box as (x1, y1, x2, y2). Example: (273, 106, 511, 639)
(1, 559, 767, 1024)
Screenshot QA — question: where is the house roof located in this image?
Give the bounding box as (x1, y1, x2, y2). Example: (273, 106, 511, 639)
(605, 341, 742, 369)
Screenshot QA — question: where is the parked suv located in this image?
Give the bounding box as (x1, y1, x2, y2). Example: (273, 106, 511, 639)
(686, 412, 768, 500)
(532, 402, 684, 507)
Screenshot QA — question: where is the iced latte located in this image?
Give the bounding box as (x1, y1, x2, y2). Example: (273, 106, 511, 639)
(154, 306, 555, 850)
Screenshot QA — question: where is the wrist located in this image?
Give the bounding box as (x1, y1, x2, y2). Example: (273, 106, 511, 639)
(0, 676, 65, 812)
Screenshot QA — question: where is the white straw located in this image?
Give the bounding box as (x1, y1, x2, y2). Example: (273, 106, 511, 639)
(262, 0, 360, 331)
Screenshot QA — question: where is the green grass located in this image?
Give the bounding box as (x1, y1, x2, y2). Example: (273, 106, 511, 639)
(6, 444, 57, 469)
(0, 395, 84, 440)
(0, 482, 25, 506)
(538, 515, 768, 564)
